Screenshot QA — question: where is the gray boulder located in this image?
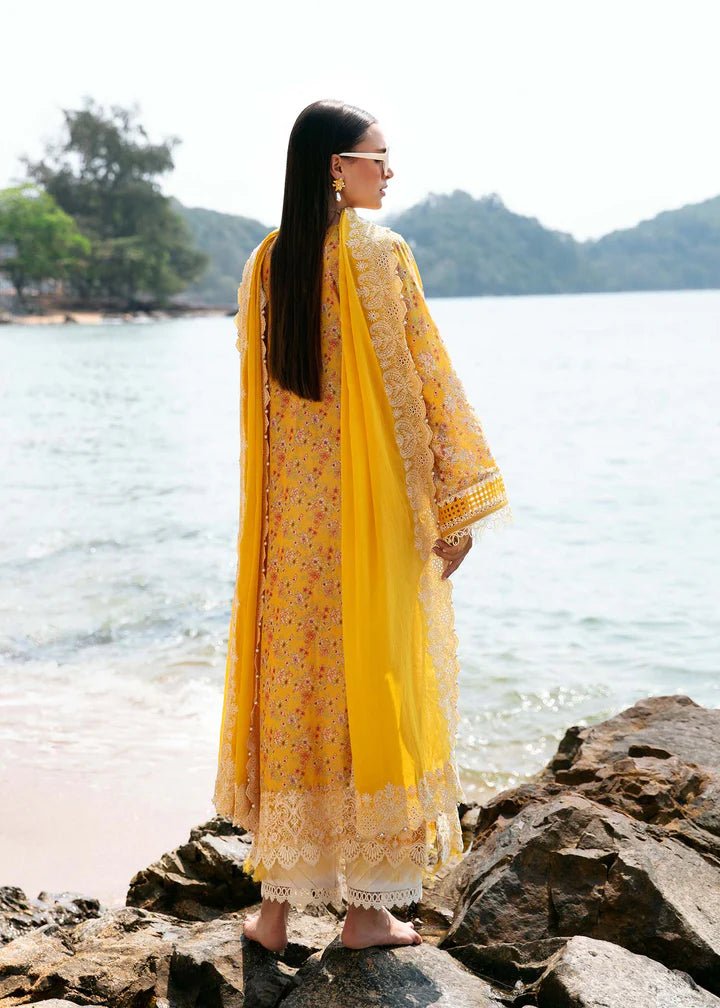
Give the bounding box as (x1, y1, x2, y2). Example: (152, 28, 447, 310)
(19, 1002, 106, 1007)
(0, 887, 100, 945)
(449, 936, 568, 988)
(535, 935, 720, 1007)
(281, 937, 503, 1007)
(548, 694, 720, 862)
(126, 815, 260, 920)
(0, 900, 341, 1007)
(467, 695, 720, 870)
(442, 792, 720, 994)
(0, 907, 185, 1007)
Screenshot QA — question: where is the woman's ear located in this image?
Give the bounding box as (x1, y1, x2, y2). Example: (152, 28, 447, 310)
(330, 153, 343, 179)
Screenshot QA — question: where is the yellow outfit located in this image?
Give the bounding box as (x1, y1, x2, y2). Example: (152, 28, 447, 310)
(213, 207, 511, 911)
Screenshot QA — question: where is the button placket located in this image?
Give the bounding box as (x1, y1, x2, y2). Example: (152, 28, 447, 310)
(246, 283, 271, 812)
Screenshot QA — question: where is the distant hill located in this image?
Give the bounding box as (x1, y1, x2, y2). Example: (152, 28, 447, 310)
(386, 190, 720, 297)
(171, 190, 720, 305)
(384, 191, 588, 296)
(170, 198, 269, 306)
(582, 194, 720, 292)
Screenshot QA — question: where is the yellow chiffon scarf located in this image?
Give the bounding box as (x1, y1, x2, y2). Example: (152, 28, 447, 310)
(337, 211, 451, 799)
(222, 207, 461, 865)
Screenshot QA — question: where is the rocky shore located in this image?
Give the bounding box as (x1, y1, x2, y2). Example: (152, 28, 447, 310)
(2, 694, 719, 1007)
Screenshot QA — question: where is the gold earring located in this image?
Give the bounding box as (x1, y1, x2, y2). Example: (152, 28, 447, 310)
(332, 177, 345, 202)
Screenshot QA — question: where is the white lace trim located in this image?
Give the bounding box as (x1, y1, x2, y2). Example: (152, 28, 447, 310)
(442, 526, 472, 546)
(225, 777, 464, 877)
(346, 883, 422, 910)
(261, 880, 344, 911)
(442, 504, 515, 546)
(260, 878, 422, 912)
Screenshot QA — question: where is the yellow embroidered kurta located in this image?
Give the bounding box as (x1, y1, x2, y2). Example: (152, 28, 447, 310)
(213, 208, 511, 886)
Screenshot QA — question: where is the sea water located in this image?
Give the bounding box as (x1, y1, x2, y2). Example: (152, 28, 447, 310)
(1, 288, 718, 903)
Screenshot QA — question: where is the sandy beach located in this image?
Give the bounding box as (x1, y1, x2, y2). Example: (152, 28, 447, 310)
(0, 756, 219, 910)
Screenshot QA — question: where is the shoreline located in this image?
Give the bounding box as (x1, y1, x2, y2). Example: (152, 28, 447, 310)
(0, 306, 233, 325)
(2, 694, 719, 1005)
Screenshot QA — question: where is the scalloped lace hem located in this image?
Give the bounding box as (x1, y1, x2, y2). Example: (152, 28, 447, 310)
(261, 880, 344, 911)
(214, 760, 467, 876)
(345, 882, 422, 910)
(260, 879, 422, 911)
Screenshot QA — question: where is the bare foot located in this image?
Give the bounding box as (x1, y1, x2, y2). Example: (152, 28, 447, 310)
(341, 905, 423, 949)
(242, 898, 291, 952)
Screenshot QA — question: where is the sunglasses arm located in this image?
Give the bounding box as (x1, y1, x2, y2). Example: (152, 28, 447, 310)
(337, 151, 390, 172)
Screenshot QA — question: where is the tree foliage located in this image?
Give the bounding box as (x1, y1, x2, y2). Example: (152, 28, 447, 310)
(21, 97, 208, 307)
(0, 184, 90, 305)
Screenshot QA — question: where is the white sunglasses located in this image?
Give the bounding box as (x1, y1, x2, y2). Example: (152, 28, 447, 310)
(337, 147, 391, 175)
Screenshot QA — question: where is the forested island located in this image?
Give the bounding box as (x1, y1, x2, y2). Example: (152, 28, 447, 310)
(177, 189, 720, 305)
(2, 98, 719, 317)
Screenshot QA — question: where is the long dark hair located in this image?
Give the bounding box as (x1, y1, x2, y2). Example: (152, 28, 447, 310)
(268, 100, 376, 401)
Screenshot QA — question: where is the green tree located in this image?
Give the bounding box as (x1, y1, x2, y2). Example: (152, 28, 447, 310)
(0, 184, 90, 306)
(21, 97, 208, 308)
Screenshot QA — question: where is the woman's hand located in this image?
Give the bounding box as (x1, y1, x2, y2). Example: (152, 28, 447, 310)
(432, 534, 472, 579)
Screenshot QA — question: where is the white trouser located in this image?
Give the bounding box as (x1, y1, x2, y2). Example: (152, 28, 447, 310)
(260, 850, 423, 912)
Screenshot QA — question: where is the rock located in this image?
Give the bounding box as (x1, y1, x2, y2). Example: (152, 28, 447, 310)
(21, 1002, 106, 1007)
(0, 887, 101, 945)
(459, 801, 482, 848)
(236, 938, 297, 1007)
(163, 909, 339, 1008)
(0, 897, 341, 1007)
(441, 793, 720, 993)
(19, 1002, 105, 1007)
(281, 937, 503, 1007)
(535, 935, 720, 1006)
(126, 815, 260, 920)
(6, 696, 720, 1004)
(467, 696, 720, 866)
(449, 937, 568, 988)
(546, 694, 720, 864)
(0, 906, 186, 1006)
(0, 930, 75, 1005)
(411, 860, 461, 945)
(283, 913, 342, 963)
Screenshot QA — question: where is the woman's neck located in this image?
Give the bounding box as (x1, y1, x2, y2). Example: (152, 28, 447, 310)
(326, 204, 344, 229)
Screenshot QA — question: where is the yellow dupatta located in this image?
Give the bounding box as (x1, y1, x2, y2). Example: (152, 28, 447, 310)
(338, 212, 453, 799)
(214, 207, 467, 874)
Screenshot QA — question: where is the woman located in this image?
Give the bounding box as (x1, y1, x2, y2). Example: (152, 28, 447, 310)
(212, 99, 511, 952)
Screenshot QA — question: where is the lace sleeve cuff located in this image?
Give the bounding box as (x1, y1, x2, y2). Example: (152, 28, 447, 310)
(437, 470, 509, 538)
(442, 526, 473, 546)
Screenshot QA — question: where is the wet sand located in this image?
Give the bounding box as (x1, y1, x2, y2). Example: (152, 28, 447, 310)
(0, 756, 217, 910)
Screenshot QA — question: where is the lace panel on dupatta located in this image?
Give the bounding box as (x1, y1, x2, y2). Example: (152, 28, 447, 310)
(342, 207, 466, 861)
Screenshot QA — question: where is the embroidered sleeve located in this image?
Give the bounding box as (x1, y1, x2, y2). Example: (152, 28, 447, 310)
(393, 236, 511, 540)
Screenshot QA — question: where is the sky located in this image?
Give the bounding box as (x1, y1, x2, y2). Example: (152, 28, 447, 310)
(3, 0, 719, 241)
